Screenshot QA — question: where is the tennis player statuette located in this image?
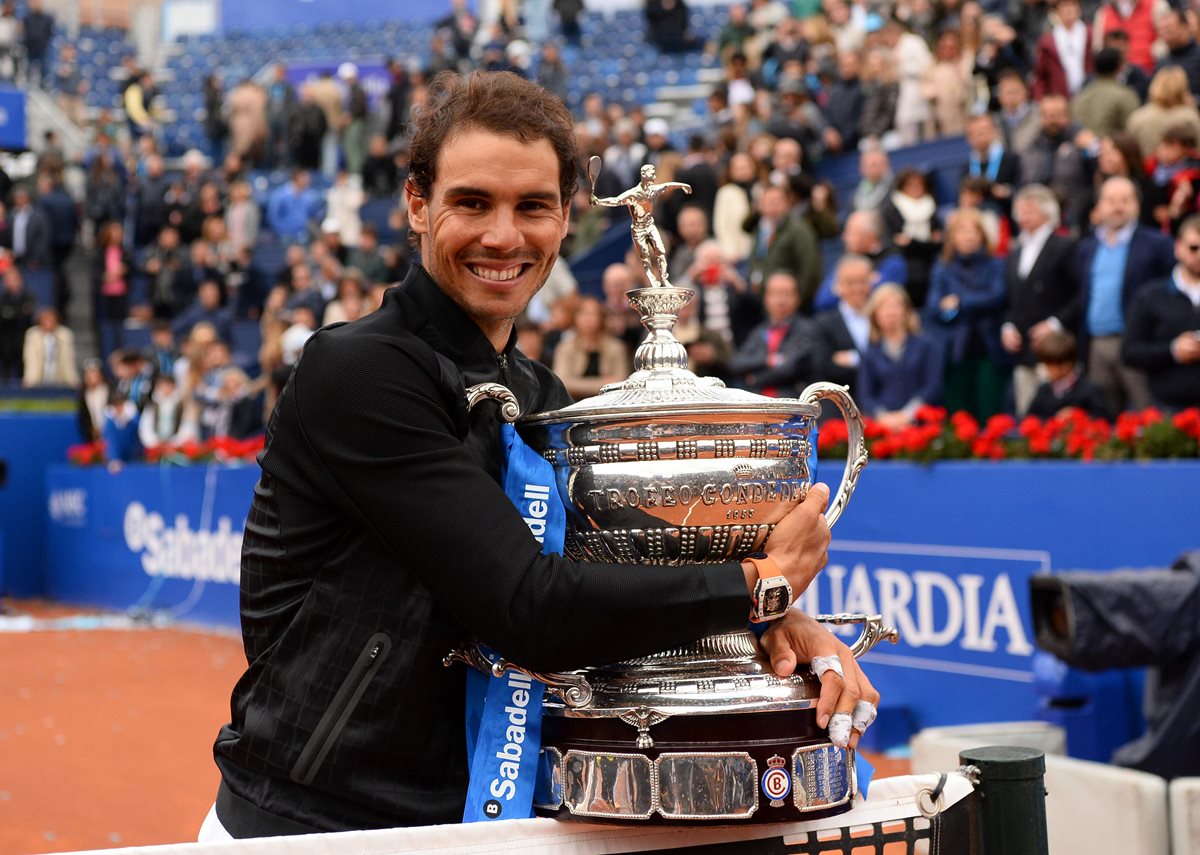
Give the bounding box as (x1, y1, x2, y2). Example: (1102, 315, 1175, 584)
(447, 155, 895, 824)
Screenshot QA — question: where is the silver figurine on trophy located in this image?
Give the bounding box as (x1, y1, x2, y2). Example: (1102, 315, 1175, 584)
(450, 151, 896, 825)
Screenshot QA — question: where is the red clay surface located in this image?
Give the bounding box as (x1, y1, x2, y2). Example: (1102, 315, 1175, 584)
(0, 599, 909, 855)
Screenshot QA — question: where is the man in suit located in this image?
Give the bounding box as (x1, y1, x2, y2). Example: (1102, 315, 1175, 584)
(1121, 214, 1200, 410)
(964, 113, 1022, 217)
(815, 255, 873, 391)
(812, 210, 907, 313)
(728, 271, 821, 398)
(1058, 176, 1175, 414)
(2, 185, 53, 308)
(746, 182, 821, 308)
(1002, 184, 1079, 415)
(685, 240, 763, 349)
(22, 307, 77, 387)
(1018, 95, 1095, 233)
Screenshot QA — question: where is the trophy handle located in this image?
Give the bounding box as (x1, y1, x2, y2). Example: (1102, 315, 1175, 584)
(798, 381, 868, 529)
(814, 613, 900, 658)
(444, 643, 596, 709)
(465, 382, 520, 422)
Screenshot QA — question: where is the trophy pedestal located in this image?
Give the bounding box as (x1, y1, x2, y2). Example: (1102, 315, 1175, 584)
(528, 630, 860, 824)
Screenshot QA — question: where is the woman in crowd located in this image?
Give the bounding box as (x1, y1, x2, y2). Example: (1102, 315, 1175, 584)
(1094, 132, 1157, 226)
(551, 295, 632, 400)
(92, 221, 133, 332)
(857, 283, 942, 431)
(881, 167, 942, 308)
(925, 208, 1008, 421)
(77, 358, 111, 442)
(713, 151, 759, 264)
(922, 30, 972, 138)
(1126, 66, 1200, 154)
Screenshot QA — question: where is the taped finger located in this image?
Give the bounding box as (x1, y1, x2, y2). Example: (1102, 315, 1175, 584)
(827, 711, 853, 748)
(810, 655, 844, 681)
(852, 699, 877, 732)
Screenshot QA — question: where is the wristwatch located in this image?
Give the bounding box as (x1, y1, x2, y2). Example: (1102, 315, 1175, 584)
(746, 552, 793, 623)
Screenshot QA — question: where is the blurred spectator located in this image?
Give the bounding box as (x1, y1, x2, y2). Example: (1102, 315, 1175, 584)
(555, 0, 584, 44)
(1155, 8, 1200, 98)
(323, 270, 367, 326)
(881, 167, 942, 309)
(668, 204, 711, 284)
(21, 0, 54, 87)
(148, 321, 178, 379)
(1094, 132, 1156, 226)
(645, 0, 699, 53)
(1003, 184, 1080, 415)
(857, 283, 942, 430)
(1032, 0, 1090, 100)
(1145, 123, 1200, 232)
(124, 70, 158, 141)
(227, 77, 268, 167)
(712, 151, 757, 263)
(669, 134, 719, 228)
(600, 262, 645, 353)
(746, 182, 820, 306)
(537, 42, 568, 103)
(77, 358, 110, 441)
(964, 113, 1021, 215)
(1127, 67, 1200, 154)
(53, 42, 84, 125)
(35, 173, 76, 316)
(0, 264, 34, 382)
(102, 390, 142, 464)
(280, 304, 318, 367)
(926, 208, 1009, 421)
(141, 226, 191, 319)
(202, 367, 262, 440)
(109, 348, 153, 411)
(265, 64, 296, 169)
(345, 224, 389, 284)
(853, 144, 893, 213)
(1094, 0, 1162, 74)
(267, 170, 323, 243)
(22, 307, 77, 388)
(288, 84, 328, 172)
(325, 170, 365, 249)
(815, 255, 873, 390)
(308, 70, 345, 180)
(551, 295, 632, 398)
(996, 70, 1041, 156)
(881, 19, 933, 145)
(0, 2, 17, 81)
(340, 63, 369, 176)
(92, 221, 132, 330)
(2, 185, 52, 303)
(172, 280, 232, 343)
(1104, 29, 1150, 102)
(1027, 330, 1111, 418)
(814, 209, 907, 313)
(922, 30, 972, 139)
(687, 239, 761, 347)
(1122, 214, 1200, 410)
(133, 154, 171, 249)
(203, 74, 228, 163)
(383, 58, 411, 141)
(362, 135, 401, 199)
(822, 48, 864, 155)
(728, 271, 820, 398)
(1072, 48, 1142, 139)
(859, 49, 899, 145)
(975, 15, 1030, 111)
(225, 180, 260, 257)
(1068, 176, 1174, 413)
(138, 372, 184, 449)
(1019, 94, 1094, 232)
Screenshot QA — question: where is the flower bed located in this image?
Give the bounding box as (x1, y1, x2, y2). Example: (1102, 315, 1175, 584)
(67, 435, 266, 466)
(819, 406, 1200, 462)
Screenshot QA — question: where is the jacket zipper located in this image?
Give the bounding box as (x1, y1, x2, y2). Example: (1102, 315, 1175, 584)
(498, 353, 510, 385)
(290, 632, 392, 786)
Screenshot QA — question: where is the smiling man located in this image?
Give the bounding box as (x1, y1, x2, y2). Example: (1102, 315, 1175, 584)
(201, 72, 876, 839)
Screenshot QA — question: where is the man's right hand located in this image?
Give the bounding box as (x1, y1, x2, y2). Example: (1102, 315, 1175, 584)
(743, 483, 831, 602)
(1001, 324, 1022, 353)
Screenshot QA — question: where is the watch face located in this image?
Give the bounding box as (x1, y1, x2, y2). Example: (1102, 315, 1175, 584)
(762, 585, 789, 615)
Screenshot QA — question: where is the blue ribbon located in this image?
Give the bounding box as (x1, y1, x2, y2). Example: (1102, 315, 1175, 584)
(462, 423, 565, 823)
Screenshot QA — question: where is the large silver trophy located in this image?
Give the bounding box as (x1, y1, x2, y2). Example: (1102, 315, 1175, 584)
(449, 156, 896, 825)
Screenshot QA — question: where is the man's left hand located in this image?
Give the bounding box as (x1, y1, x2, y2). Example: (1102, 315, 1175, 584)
(759, 609, 880, 749)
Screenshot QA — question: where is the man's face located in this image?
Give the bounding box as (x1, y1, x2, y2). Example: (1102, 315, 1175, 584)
(860, 151, 889, 183)
(997, 77, 1028, 112)
(763, 275, 799, 321)
(678, 208, 708, 245)
(1156, 139, 1185, 166)
(760, 187, 789, 221)
(842, 214, 878, 254)
(1040, 98, 1070, 136)
(966, 118, 995, 153)
(407, 129, 570, 344)
(1097, 180, 1138, 229)
(1158, 12, 1189, 49)
(835, 262, 872, 308)
(1177, 227, 1200, 277)
(1014, 197, 1049, 234)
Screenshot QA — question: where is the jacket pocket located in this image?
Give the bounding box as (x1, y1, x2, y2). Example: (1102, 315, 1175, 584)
(290, 631, 392, 786)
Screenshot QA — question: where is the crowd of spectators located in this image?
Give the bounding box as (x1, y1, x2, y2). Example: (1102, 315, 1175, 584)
(2, 0, 1200, 467)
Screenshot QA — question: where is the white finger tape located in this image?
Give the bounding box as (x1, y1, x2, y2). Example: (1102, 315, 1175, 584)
(810, 655, 844, 681)
(852, 700, 877, 732)
(827, 712, 853, 748)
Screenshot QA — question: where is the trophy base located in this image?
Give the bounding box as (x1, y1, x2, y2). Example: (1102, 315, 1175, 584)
(533, 708, 857, 824)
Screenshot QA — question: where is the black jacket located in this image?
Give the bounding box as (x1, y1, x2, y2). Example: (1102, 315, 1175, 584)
(213, 266, 748, 834)
(727, 314, 821, 398)
(1121, 277, 1200, 409)
(814, 308, 862, 391)
(1005, 232, 1079, 366)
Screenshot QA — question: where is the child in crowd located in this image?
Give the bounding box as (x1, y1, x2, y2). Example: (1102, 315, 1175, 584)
(1027, 330, 1112, 420)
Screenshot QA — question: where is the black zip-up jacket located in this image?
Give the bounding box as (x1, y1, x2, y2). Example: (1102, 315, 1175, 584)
(212, 266, 749, 834)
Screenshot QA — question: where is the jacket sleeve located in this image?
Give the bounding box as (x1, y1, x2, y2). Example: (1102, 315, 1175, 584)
(1121, 288, 1175, 368)
(287, 330, 751, 673)
(956, 259, 1008, 314)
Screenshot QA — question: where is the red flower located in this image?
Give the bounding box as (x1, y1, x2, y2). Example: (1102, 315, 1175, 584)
(983, 414, 1016, 440)
(914, 405, 948, 423)
(1029, 433, 1053, 455)
(862, 418, 890, 439)
(1019, 416, 1042, 438)
(951, 411, 979, 442)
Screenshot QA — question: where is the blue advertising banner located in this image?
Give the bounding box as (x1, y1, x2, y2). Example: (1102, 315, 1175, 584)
(0, 86, 27, 151)
(808, 461, 1199, 739)
(283, 60, 392, 110)
(0, 413, 80, 596)
(45, 463, 258, 628)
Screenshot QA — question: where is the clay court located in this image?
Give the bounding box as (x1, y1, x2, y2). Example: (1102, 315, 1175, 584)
(0, 599, 909, 855)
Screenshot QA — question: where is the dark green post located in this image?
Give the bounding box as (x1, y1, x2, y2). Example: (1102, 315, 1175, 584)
(959, 746, 1049, 855)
